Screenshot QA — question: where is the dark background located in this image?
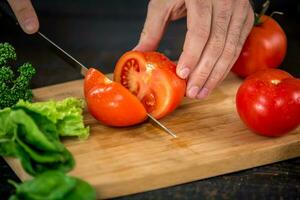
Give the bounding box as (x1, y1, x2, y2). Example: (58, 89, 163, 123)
(0, 0, 300, 199)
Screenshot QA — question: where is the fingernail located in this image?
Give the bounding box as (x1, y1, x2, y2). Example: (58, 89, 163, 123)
(179, 68, 190, 79)
(24, 19, 36, 33)
(197, 88, 209, 99)
(187, 86, 200, 98)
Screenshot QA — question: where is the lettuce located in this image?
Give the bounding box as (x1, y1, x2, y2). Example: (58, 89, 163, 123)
(16, 97, 89, 139)
(9, 170, 96, 200)
(0, 107, 74, 175)
(0, 97, 89, 175)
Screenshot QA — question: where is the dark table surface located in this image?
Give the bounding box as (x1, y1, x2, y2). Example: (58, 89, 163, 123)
(0, 1, 300, 199)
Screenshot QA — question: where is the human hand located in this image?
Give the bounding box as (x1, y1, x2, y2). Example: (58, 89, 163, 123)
(7, 0, 39, 34)
(134, 0, 254, 99)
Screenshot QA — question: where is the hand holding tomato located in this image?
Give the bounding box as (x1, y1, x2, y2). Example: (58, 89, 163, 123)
(134, 0, 254, 99)
(236, 69, 300, 137)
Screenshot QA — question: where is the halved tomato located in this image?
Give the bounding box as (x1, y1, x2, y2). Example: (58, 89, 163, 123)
(84, 68, 147, 126)
(114, 51, 186, 119)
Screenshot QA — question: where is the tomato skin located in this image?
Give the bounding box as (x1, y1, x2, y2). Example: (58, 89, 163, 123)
(84, 68, 147, 127)
(232, 15, 287, 78)
(114, 51, 186, 119)
(236, 69, 300, 137)
(84, 67, 108, 97)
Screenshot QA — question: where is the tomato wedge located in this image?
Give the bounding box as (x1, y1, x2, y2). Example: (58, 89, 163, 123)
(84, 68, 147, 127)
(114, 51, 186, 119)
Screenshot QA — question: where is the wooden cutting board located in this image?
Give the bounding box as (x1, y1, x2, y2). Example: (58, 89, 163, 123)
(4, 73, 300, 199)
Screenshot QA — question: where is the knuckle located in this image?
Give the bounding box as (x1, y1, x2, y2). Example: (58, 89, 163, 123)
(217, 1, 232, 20)
(195, 70, 210, 81)
(187, 0, 212, 21)
(223, 45, 236, 59)
(209, 71, 223, 84)
(221, 0, 233, 8)
(227, 32, 240, 46)
(241, 0, 251, 10)
(234, 0, 249, 11)
(210, 41, 224, 56)
(214, 22, 227, 38)
(188, 26, 210, 40)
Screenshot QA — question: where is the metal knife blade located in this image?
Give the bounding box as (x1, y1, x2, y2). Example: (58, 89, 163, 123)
(37, 32, 177, 138)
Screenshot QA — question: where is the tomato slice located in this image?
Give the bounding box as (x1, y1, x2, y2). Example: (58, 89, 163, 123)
(84, 68, 147, 127)
(114, 51, 186, 119)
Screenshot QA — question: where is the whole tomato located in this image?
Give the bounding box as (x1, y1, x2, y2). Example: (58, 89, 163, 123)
(231, 15, 287, 78)
(236, 69, 300, 137)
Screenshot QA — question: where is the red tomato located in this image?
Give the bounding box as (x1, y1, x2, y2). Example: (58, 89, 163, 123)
(236, 69, 300, 137)
(232, 15, 287, 78)
(84, 68, 147, 126)
(114, 51, 186, 119)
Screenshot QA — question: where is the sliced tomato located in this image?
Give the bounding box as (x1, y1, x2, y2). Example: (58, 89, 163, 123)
(114, 51, 186, 119)
(84, 68, 147, 127)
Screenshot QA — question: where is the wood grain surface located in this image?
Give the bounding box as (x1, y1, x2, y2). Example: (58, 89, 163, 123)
(4, 73, 300, 199)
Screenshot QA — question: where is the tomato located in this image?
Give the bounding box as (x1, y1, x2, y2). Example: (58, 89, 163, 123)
(236, 69, 300, 137)
(114, 51, 186, 119)
(232, 15, 287, 78)
(84, 68, 147, 127)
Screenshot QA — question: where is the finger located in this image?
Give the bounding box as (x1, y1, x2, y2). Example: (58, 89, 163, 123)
(218, 6, 255, 85)
(198, 0, 252, 99)
(176, 0, 212, 79)
(133, 0, 170, 51)
(186, 0, 233, 99)
(7, 0, 39, 34)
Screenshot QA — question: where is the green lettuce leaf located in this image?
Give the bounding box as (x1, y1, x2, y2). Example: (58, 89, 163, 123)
(0, 108, 75, 176)
(9, 170, 96, 200)
(16, 97, 89, 139)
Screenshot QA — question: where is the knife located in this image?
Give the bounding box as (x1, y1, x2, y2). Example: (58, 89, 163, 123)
(0, 3, 177, 138)
(38, 32, 177, 138)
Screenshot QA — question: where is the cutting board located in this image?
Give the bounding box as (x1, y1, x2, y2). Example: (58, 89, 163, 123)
(4, 73, 300, 199)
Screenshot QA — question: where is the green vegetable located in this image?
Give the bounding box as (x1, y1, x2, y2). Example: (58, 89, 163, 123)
(0, 44, 94, 199)
(0, 42, 16, 65)
(0, 107, 75, 175)
(0, 42, 36, 109)
(9, 171, 96, 200)
(16, 97, 89, 139)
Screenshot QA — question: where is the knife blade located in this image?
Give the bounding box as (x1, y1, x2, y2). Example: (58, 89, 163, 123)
(37, 32, 177, 138)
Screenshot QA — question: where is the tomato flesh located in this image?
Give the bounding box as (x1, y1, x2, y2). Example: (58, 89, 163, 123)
(114, 51, 186, 119)
(84, 68, 147, 127)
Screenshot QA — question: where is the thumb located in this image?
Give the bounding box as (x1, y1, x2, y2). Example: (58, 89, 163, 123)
(134, 1, 169, 51)
(7, 0, 39, 34)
